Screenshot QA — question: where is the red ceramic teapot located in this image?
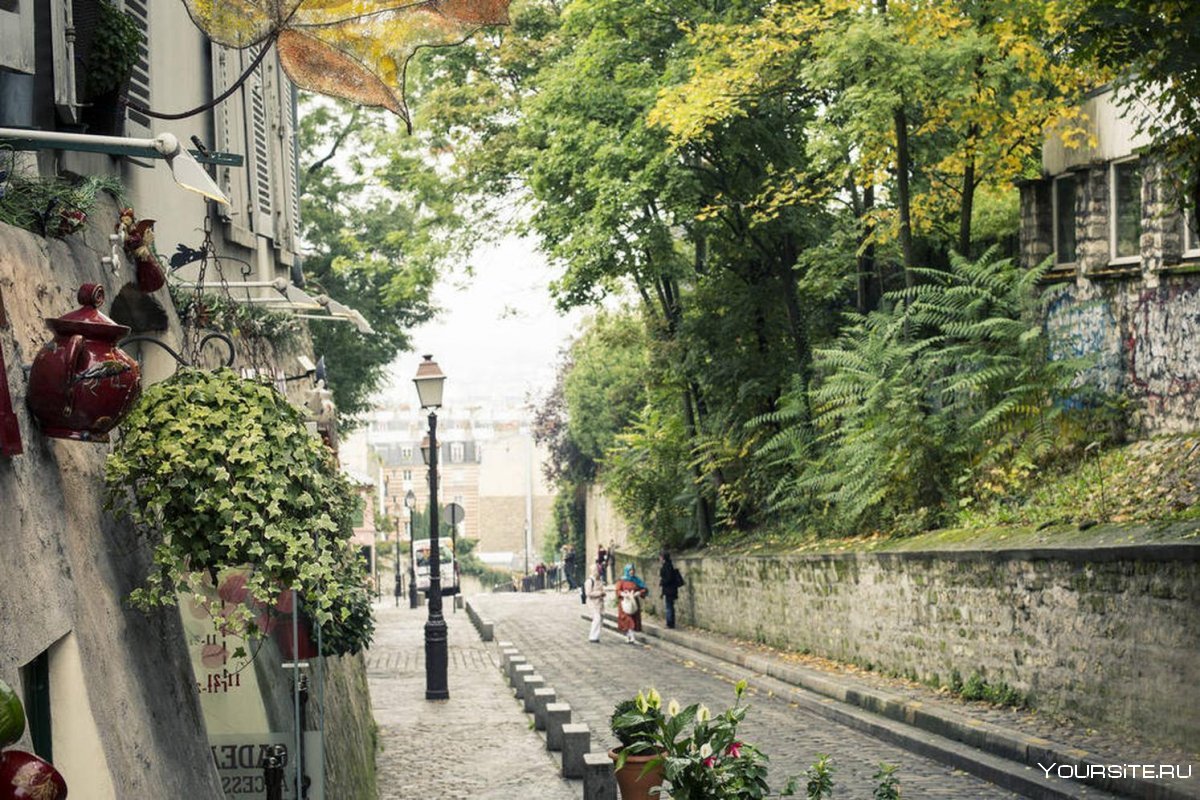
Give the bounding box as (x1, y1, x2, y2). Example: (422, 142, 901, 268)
(27, 283, 141, 442)
(0, 750, 68, 799)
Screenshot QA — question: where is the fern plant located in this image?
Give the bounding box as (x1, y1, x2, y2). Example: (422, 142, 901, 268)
(759, 249, 1094, 535)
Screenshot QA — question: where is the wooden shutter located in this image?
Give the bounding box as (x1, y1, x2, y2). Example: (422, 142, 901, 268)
(121, 0, 151, 135)
(50, 0, 79, 123)
(211, 41, 251, 233)
(0, 0, 35, 74)
(243, 44, 274, 237)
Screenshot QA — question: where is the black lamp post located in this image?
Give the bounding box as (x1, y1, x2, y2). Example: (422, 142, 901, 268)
(414, 354, 448, 700)
(393, 513, 402, 607)
(405, 489, 417, 609)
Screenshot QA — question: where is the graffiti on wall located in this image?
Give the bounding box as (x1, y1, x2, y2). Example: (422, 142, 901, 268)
(1130, 284, 1200, 428)
(1044, 285, 1124, 396)
(1042, 277, 1200, 432)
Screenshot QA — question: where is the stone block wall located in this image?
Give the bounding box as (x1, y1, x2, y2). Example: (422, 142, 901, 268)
(623, 544, 1200, 750)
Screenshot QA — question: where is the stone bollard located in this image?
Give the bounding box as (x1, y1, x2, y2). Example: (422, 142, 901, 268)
(480, 620, 494, 642)
(532, 687, 556, 730)
(512, 664, 535, 699)
(507, 656, 528, 685)
(455, 595, 464, 609)
(522, 675, 545, 712)
(499, 647, 519, 669)
(582, 752, 616, 800)
(561, 723, 590, 779)
(497, 640, 514, 650)
(545, 703, 571, 751)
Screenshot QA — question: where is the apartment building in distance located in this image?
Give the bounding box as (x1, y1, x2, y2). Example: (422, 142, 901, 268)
(347, 398, 555, 571)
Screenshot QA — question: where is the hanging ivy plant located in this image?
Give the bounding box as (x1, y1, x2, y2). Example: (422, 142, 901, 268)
(105, 368, 367, 638)
(309, 547, 375, 657)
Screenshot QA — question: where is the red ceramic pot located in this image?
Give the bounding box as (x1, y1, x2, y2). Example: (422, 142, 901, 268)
(0, 750, 68, 799)
(27, 284, 141, 442)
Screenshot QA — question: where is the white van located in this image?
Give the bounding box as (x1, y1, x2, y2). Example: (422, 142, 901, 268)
(413, 539, 459, 596)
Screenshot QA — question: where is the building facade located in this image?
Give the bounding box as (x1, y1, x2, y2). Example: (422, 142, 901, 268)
(1020, 86, 1200, 433)
(0, 2, 374, 798)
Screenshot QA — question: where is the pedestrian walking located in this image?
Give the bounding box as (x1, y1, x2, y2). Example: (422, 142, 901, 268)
(659, 550, 685, 629)
(563, 544, 577, 590)
(586, 561, 607, 642)
(607, 539, 617, 581)
(596, 544, 608, 580)
(615, 563, 648, 644)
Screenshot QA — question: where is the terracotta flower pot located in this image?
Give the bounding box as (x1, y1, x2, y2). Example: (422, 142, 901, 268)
(607, 749, 665, 800)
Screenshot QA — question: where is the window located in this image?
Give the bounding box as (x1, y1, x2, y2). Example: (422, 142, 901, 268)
(450, 442, 464, 463)
(401, 446, 412, 460)
(1053, 175, 1077, 265)
(1185, 209, 1200, 257)
(403, 469, 412, 481)
(1110, 159, 1142, 263)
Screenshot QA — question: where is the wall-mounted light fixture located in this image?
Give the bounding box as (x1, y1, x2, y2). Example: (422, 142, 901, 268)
(0, 128, 231, 205)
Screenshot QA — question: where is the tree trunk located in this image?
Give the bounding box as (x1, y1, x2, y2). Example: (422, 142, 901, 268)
(857, 184, 879, 313)
(958, 129, 978, 258)
(894, 104, 915, 289)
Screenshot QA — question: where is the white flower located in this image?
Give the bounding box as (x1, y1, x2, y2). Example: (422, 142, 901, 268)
(647, 688, 662, 709)
(699, 742, 713, 759)
(668, 699, 681, 717)
(697, 704, 711, 723)
(635, 691, 648, 713)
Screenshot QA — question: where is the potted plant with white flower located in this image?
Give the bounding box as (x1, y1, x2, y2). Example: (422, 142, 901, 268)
(611, 681, 799, 799)
(609, 689, 668, 800)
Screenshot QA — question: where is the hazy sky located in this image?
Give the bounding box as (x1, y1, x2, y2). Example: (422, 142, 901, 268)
(377, 235, 585, 410)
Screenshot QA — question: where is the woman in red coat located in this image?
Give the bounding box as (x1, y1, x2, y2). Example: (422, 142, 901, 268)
(614, 564, 648, 644)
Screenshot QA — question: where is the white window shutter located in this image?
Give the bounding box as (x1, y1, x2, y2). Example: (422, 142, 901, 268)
(211, 41, 251, 231)
(50, 0, 79, 123)
(120, 0, 151, 135)
(243, 44, 274, 238)
(275, 74, 301, 257)
(0, 0, 35, 74)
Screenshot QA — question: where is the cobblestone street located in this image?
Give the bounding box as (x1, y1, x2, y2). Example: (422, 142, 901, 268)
(472, 591, 1026, 799)
(367, 600, 579, 800)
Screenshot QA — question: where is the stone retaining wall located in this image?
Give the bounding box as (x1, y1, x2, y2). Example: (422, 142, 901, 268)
(623, 544, 1200, 750)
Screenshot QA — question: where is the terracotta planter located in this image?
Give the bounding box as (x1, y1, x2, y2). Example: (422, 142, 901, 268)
(608, 749, 665, 800)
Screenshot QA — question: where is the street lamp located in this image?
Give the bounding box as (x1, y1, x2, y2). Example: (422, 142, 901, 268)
(404, 489, 417, 609)
(414, 354, 448, 701)
(393, 513, 402, 607)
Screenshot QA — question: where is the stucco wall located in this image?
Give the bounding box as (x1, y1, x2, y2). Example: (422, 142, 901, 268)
(0, 213, 224, 796)
(622, 542, 1200, 750)
(0, 208, 377, 798)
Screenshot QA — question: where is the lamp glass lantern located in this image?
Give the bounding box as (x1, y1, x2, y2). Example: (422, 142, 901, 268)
(413, 354, 446, 410)
(404, 489, 416, 510)
(420, 435, 431, 466)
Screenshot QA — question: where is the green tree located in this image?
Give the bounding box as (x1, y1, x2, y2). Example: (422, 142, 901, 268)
(298, 99, 472, 423)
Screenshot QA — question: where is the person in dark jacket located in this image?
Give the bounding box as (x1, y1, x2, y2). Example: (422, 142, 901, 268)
(659, 550, 685, 629)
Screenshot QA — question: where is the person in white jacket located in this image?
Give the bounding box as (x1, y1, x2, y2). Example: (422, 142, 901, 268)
(586, 561, 607, 642)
